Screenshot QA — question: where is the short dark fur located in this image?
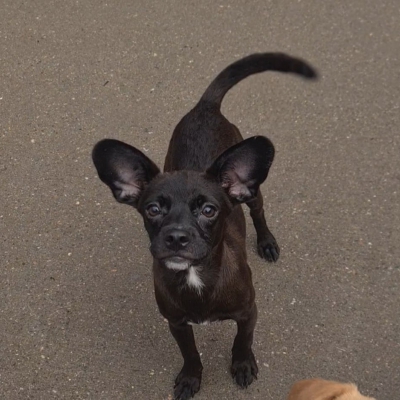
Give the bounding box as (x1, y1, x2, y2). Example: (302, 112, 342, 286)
(92, 53, 317, 400)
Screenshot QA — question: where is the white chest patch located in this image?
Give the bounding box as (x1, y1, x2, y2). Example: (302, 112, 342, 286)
(188, 320, 210, 326)
(186, 266, 205, 294)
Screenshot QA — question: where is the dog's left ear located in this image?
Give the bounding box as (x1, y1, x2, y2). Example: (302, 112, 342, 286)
(92, 139, 160, 207)
(207, 136, 275, 203)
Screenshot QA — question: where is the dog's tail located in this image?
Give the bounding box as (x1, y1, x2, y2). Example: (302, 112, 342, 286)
(199, 53, 317, 107)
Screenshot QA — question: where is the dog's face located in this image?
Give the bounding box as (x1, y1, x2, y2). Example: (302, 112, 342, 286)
(92, 136, 274, 270)
(137, 171, 231, 269)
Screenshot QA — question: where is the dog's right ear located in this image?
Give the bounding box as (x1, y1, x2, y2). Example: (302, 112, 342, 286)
(206, 136, 275, 203)
(92, 139, 160, 207)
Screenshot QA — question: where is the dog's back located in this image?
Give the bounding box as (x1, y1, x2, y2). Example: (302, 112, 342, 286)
(164, 53, 317, 172)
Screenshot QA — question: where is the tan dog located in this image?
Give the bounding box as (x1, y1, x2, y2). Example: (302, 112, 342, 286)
(287, 378, 376, 400)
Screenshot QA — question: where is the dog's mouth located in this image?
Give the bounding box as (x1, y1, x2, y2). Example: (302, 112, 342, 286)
(162, 256, 192, 271)
(151, 242, 209, 271)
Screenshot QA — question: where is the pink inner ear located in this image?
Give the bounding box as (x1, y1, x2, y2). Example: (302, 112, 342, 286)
(228, 182, 251, 200)
(221, 167, 252, 201)
(114, 181, 141, 201)
(232, 160, 253, 181)
(114, 167, 142, 201)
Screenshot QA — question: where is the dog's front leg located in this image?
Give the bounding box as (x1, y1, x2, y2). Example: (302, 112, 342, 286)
(231, 304, 258, 388)
(169, 322, 203, 400)
(247, 190, 280, 262)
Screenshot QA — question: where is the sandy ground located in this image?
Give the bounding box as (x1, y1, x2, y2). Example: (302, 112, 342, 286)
(1, 1, 399, 399)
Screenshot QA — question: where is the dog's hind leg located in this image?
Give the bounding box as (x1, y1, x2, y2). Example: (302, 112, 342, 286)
(247, 190, 280, 262)
(169, 322, 203, 400)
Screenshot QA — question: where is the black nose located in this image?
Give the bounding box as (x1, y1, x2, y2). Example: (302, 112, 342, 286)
(165, 229, 190, 251)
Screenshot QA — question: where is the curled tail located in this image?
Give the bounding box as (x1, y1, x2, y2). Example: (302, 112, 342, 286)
(200, 52, 318, 107)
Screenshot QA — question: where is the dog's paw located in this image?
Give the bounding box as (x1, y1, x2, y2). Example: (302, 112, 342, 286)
(257, 236, 280, 262)
(174, 370, 201, 400)
(231, 356, 258, 388)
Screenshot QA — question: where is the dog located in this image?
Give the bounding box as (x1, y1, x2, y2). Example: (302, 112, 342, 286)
(92, 53, 317, 400)
(287, 378, 376, 400)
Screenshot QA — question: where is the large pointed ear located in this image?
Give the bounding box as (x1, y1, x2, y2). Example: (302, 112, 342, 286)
(206, 136, 274, 203)
(92, 139, 160, 207)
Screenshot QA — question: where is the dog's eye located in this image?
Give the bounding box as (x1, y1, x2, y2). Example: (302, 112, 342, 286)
(201, 205, 217, 218)
(146, 204, 161, 217)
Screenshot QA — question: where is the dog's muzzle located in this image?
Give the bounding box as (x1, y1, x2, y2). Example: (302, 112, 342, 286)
(150, 225, 209, 268)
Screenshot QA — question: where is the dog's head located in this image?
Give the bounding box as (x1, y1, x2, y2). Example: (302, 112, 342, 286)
(92, 136, 274, 271)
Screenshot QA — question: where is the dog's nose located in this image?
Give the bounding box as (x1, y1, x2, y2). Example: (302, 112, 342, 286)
(165, 229, 190, 250)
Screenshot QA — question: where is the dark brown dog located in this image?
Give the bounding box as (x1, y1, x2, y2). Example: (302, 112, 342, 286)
(92, 53, 317, 399)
